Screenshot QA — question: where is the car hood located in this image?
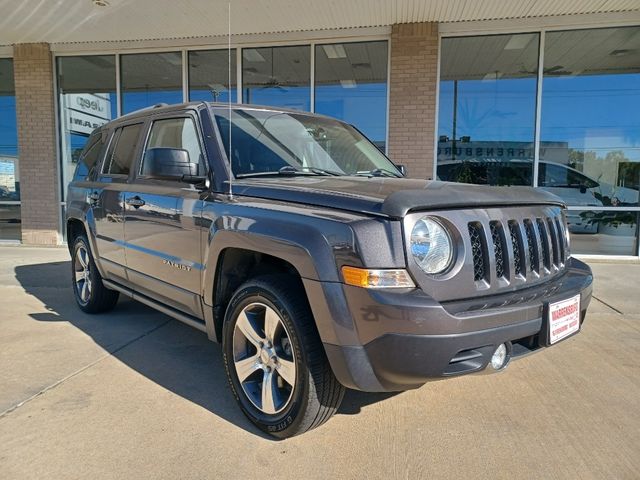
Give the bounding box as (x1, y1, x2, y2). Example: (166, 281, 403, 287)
(231, 176, 564, 218)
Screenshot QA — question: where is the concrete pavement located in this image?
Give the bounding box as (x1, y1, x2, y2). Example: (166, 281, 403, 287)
(0, 246, 639, 479)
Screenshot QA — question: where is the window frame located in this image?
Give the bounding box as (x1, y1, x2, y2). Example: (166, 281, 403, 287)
(133, 110, 210, 185)
(100, 121, 145, 178)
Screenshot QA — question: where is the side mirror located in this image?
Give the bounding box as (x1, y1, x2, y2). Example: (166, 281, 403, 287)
(396, 164, 407, 177)
(143, 148, 197, 181)
(579, 184, 587, 194)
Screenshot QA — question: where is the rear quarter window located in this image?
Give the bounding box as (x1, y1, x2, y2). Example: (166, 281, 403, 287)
(103, 123, 144, 176)
(73, 130, 108, 181)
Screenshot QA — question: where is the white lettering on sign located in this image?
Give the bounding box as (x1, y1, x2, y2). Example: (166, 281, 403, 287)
(62, 93, 112, 135)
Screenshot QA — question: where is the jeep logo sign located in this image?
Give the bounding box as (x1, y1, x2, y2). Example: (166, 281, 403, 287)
(63, 93, 112, 136)
(75, 96, 105, 113)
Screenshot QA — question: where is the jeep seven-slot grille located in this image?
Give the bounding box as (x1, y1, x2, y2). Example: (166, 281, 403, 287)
(468, 223, 487, 281)
(489, 221, 506, 279)
(524, 219, 538, 275)
(468, 214, 567, 284)
(508, 221, 525, 277)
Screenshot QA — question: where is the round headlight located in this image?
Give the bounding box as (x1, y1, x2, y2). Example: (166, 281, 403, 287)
(410, 217, 453, 274)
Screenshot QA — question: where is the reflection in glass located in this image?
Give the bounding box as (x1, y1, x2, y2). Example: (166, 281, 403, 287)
(189, 49, 237, 103)
(121, 52, 183, 114)
(315, 41, 388, 152)
(540, 26, 640, 207)
(242, 46, 310, 110)
(57, 56, 117, 200)
(0, 204, 20, 241)
(0, 58, 19, 204)
(568, 209, 638, 256)
(437, 33, 540, 185)
(213, 108, 399, 177)
(0, 58, 19, 241)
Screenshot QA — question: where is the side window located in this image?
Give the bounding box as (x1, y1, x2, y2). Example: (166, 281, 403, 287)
(74, 130, 105, 181)
(142, 117, 205, 176)
(104, 123, 143, 175)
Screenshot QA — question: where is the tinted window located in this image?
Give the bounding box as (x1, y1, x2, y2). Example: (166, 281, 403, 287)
(242, 46, 311, 111)
(74, 130, 107, 180)
(57, 55, 116, 199)
(214, 109, 398, 177)
(105, 124, 143, 175)
(142, 117, 205, 176)
(314, 41, 388, 152)
(189, 49, 237, 102)
(540, 26, 640, 207)
(120, 53, 182, 114)
(538, 163, 598, 188)
(437, 33, 540, 186)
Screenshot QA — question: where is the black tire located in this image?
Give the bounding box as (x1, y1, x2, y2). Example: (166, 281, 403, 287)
(222, 274, 345, 438)
(71, 234, 119, 313)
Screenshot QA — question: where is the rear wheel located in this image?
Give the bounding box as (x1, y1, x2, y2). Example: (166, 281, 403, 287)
(222, 275, 345, 438)
(71, 234, 119, 313)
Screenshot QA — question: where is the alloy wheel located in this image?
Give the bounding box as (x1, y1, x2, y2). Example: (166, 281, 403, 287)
(232, 302, 297, 415)
(74, 245, 92, 303)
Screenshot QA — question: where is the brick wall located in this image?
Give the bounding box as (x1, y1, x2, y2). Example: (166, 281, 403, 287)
(13, 43, 60, 245)
(388, 23, 439, 180)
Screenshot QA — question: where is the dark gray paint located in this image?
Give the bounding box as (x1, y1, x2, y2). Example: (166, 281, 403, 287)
(65, 102, 593, 392)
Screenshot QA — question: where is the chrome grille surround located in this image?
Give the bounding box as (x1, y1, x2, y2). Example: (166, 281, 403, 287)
(403, 205, 569, 302)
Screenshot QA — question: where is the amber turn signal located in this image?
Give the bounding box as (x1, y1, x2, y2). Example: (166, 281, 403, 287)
(341, 266, 415, 289)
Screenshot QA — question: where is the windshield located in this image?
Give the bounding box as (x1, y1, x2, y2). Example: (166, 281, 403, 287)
(213, 108, 400, 178)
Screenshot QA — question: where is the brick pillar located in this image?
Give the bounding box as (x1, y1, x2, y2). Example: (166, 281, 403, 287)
(388, 23, 439, 180)
(13, 43, 60, 245)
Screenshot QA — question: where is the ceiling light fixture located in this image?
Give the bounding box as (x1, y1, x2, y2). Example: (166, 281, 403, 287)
(93, 0, 110, 6)
(243, 49, 266, 63)
(323, 44, 347, 59)
(610, 49, 632, 57)
(504, 34, 533, 50)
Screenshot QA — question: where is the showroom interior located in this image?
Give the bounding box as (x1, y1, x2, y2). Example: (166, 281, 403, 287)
(0, 4, 638, 257)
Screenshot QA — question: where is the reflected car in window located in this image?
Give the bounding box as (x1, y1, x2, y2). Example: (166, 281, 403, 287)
(438, 159, 639, 234)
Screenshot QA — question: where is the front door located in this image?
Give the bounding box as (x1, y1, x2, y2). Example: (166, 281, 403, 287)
(123, 115, 208, 318)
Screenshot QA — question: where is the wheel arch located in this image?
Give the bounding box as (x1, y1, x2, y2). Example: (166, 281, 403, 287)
(205, 237, 315, 342)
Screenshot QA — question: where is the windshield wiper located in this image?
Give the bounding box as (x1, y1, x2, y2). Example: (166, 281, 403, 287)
(236, 165, 343, 178)
(353, 168, 402, 178)
(300, 166, 343, 176)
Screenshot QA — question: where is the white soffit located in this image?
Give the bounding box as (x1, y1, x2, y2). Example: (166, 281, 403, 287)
(0, 0, 639, 45)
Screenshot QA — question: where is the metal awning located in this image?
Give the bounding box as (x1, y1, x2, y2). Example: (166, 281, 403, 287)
(1, 0, 639, 45)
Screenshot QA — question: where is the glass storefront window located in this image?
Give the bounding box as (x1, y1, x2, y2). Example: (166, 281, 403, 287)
(568, 209, 639, 256)
(57, 55, 117, 202)
(437, 33, 540, 185)
(540, 27, 640, 210)
(0, 58, 20, 241)
(242, 46, 310, 110)
(189, 49, 237, 103)
(315, 41, 388, 152)
(121, 52, 183, 114)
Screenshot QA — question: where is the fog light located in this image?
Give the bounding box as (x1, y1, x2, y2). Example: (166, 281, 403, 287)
(490, 343, 509, 370)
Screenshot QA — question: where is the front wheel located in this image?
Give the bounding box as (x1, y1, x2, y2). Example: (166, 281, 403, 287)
(222, 275, 345, 438)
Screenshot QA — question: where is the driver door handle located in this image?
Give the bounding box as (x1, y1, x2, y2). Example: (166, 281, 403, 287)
(88, 191, 100, 205)
(126, 196, 145, 208)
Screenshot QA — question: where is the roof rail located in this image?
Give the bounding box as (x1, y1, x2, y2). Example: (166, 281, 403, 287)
(121, 103, 169, 117)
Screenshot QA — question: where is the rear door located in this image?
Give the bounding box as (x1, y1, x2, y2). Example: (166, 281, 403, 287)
(91, 122, 144, 282)
(123, 113, 208, 317)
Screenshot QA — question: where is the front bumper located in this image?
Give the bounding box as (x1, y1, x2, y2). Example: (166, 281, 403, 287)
(311, 257, 592, 392)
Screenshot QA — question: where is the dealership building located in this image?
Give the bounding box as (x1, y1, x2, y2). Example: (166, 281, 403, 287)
(0, 1, 639, 257)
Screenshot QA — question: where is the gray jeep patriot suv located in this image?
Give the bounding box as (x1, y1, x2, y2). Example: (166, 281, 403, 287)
(66, 102, 593, 438)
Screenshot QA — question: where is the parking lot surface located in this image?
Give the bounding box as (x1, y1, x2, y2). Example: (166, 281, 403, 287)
(1, 246, 639, 479)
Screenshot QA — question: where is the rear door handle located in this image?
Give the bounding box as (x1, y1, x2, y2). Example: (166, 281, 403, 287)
(126, 196, 145, 208)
